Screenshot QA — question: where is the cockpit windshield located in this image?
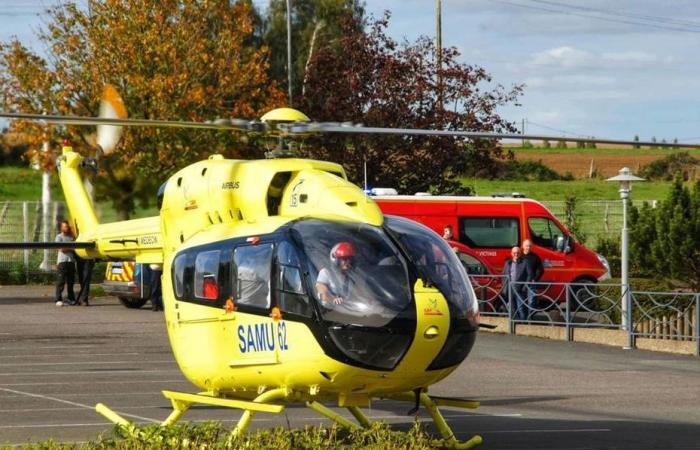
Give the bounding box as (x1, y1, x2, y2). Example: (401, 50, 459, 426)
(384, 215, 478, 319)
(290, 220, 411, 327)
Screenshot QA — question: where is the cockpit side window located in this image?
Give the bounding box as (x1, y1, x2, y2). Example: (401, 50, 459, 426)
(290, 220, 412, 328)
(384, 215, 478, 319)
(274, 241, 312, 317)
(233, 244, 273, 310)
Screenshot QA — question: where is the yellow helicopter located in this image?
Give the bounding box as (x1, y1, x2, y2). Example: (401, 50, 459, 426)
(2, 87, 698, 449)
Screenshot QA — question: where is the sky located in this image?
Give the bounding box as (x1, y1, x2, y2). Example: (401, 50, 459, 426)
(2, 0, 700, 143)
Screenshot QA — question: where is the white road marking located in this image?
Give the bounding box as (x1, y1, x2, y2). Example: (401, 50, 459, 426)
(0, 352, 141, 359)
(0, 387, 160, 423)
(0, 360, 173, 367)
(471, 428, 612, 434)
(0, 369, 180, 376)
(0, 379, 188, 387)
(0, 412, 519, 430)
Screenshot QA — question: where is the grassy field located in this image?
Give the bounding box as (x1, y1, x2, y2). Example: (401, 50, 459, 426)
(465, 178, 671, 201)
(508, 145, 699, 178)
(0, 166, 64, 201)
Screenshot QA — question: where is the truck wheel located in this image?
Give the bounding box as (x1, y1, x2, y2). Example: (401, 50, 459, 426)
(570, 279, 599, 311)
(118, 297, 148, 309)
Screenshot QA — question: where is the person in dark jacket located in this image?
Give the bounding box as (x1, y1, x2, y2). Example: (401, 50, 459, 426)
(503, 246, 533, 320)
(522, 239, 544, 312)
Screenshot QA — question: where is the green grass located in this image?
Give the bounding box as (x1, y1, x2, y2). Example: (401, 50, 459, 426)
(464, 178, 671, 201)
(0, 165, 156, 220)
(0, 165, 64, 201)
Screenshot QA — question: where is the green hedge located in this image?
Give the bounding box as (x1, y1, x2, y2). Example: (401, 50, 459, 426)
(5, 422, 440, 450)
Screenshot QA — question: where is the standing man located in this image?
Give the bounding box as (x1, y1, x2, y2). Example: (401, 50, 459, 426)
(522, 239, 544, 282)
(149, 264, 163, 312)
(522, 239, 544, 311)
(55, 221, 76, 306)
(75, 255, 95, 306)
(442, 224, 453, 240)
(503, 246, 532, 320)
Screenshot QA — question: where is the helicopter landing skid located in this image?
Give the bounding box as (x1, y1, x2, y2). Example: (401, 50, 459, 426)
(385, 392, 483, 449)
(95, 389, 482, 449)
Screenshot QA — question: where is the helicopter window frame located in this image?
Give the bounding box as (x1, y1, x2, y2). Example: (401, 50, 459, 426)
(232, 242, 274, 312)
(273, 240, 313, 318)
(173, 252, 190, 299)
(194, 250, 222, 301)
(172, 244, 230, 307)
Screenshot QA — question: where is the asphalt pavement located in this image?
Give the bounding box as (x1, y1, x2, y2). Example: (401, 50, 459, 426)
(0, 285, 699, 449)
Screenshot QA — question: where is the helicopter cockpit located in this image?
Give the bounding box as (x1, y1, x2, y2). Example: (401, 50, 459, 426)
(172, 216, 478, 371)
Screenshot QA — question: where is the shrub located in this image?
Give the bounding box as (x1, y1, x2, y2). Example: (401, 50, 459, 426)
(639, 152, 699, 181)
(496, 159, 573, 181)
(595, 235, 621, 278)
(5, 421, 438, 450)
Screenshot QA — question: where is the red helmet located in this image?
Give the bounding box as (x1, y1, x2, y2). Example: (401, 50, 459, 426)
(330, 242, 356, 265)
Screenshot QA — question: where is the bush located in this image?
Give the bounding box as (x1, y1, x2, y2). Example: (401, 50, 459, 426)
(595, 235, 621, 278)
(5, 421, 438, 450)
(555, 140, 567, 149)
(639, 152, 699, 181)
(493, 159, 574, 181)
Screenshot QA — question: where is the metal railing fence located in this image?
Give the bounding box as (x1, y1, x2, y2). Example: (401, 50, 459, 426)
(471, 275, 700, 356)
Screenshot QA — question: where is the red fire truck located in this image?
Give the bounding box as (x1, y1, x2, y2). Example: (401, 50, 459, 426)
(375, 194, 611, 288)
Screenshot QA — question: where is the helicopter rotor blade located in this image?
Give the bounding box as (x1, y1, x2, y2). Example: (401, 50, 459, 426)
(97, 85, 127, 155)
(283, 123, 700, 149)
(0, 112, 266, 132)
(0, 242, 95, 250)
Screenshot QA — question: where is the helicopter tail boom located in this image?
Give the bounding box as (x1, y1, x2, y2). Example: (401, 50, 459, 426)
(58, 144, 162, 263)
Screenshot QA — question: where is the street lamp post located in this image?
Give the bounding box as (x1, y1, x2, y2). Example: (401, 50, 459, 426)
(606, 167, 644, 334)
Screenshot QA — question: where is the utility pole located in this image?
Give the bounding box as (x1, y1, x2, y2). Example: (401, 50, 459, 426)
(286, 0, 293, 106)
(521, 118, 525, 147)
(435, 0, 443, 115)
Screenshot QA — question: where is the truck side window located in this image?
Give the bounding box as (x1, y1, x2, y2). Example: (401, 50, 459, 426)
(195, 250, 221, 301)
(528, 217, 566, 251)
(459, 217, 519, 248)
(274, 241, 312, 317)
(234, 244, 273, 309)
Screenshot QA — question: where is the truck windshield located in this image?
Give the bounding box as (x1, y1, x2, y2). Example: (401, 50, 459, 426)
(384, 215, 478, 319)
(290, 220, 412, 327)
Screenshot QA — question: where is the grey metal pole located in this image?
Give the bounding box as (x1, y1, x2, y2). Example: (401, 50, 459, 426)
(22, 201, 29, 276)
(695, 294, 699, 357)
(286, 0, 293, 106)
(435, 0, 442, 113)
(621, 189, 630, 332)
(565, 284, 571, 341)
(39, 141, 51, 271)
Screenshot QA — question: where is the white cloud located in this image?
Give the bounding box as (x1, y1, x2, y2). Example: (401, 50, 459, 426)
(527, 47, 663, 71)
(530, 46, 594, 69)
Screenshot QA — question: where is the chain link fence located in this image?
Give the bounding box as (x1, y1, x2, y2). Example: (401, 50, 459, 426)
(0, 200, 68, 283)
(472, 275, 700, 356)
(542, 199, 656, 247)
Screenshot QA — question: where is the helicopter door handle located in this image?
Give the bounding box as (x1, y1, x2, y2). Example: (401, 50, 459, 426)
(423, 326, 440, 339)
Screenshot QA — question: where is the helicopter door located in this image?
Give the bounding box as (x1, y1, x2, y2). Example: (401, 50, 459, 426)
(231, 243, 280, 366)
(274, 241, 313, 318)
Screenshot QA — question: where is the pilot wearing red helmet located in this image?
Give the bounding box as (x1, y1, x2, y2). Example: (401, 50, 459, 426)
(316, 241, 356, 306)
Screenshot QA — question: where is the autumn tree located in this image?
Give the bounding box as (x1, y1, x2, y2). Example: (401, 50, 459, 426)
(299, 13, 522, 193)
(0, 0, 284, 219)
(261, 0, 365, 101)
